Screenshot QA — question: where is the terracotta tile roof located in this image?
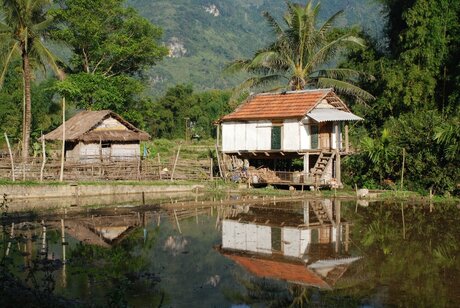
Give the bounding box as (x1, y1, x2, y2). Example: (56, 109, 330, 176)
(225, 253, 331, 289)
(220, 89, 331, 122)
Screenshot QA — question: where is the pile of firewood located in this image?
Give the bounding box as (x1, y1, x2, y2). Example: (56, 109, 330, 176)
(248, 167, 282, 183)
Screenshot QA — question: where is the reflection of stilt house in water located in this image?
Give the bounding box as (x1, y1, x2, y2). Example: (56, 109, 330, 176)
(217, 89, 363, 187)
(219, 200, 360, 289)
(42, 110, 150, 162)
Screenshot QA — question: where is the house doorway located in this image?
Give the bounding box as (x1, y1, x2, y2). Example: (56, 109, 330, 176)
(319, 122, 332, 150)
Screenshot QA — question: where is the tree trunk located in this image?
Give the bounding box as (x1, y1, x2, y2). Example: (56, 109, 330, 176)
(22, 47, 32, 163)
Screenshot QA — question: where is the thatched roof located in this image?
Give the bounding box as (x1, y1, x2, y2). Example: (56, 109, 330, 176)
(42, 110, 150, 142)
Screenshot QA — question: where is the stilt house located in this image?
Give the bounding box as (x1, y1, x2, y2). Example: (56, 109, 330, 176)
(43, 110, 149, 162)
(217, 89, 363, 187)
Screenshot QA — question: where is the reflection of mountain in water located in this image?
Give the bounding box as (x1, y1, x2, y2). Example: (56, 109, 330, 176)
(220, 199, 360, 289)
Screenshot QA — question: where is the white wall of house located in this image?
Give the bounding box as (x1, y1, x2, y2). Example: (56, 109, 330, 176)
(79, 143, 100, 163)
(222, 119, 344, 152)
(256, 121, 271, 150)
(283, 119, 300, 151)
(222, 220, 272, 254)
(222, 220, 312, 258)
(282, 227, 311, 258)
(111, 143, 140, 160)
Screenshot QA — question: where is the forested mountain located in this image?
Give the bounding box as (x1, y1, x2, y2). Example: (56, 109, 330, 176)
(127, 0, 384, 94)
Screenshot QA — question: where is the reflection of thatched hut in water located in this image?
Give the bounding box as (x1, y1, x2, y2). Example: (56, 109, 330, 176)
(54, 213, 144, 248)
(42, 110, 150, 162)
(219, 200, 361, 289)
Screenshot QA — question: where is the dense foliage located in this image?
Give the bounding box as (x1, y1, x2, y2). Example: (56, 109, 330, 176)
(148, 84, 232, 139)
(342, 0, 460, 194)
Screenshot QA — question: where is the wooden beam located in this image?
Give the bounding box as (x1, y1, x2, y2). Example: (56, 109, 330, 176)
(345, 124, 349, 153)
(335, 149, 341, 186)
(264, 152, 270, 156)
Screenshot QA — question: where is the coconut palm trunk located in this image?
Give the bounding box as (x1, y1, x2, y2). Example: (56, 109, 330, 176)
(22, 45, 32, 162)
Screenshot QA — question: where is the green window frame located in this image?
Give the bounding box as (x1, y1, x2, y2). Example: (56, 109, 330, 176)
(271, 126, 282, 150)
(310, 124, 319, 149)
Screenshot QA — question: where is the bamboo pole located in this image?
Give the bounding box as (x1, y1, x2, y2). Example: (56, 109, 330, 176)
(400, 148, 405, 190)
(40, 132, 46, 182)
(60, 97, 66, 182)
(170, 144, 182, 181)
(4, 133, 15, 181)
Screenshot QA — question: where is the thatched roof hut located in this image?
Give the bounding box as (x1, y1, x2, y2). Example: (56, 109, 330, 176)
(43, 110, 149, 142)
(43, 110, 150, 162)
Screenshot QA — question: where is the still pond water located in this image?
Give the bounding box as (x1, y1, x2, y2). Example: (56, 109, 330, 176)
(1, 197, 460, 307)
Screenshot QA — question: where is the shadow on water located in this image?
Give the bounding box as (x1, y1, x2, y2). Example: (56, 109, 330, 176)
(0, 194, 459, 307)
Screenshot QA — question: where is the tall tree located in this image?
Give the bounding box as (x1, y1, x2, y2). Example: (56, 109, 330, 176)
(227, 0, 373, 101)
(51, 0, 167, 77)
(0, 0, 63, 161)
(50, 0, 168, 125)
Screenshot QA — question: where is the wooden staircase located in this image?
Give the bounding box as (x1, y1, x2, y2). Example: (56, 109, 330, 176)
(311, 151, 335, 179)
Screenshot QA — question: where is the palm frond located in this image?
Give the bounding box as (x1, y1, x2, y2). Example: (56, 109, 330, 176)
(318, 9, 344, 35)
(262, 11, 283, 36)
(33, 38, 64, 80)
(223, 59, 252, 74)
(0, 41, 20, 88)
(314, 68, 374, 81)
(306, 34, 365, 72)
(316, 77, 375, 102)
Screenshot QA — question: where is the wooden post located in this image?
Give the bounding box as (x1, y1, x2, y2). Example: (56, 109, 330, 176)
(170, 144, 182, 181)
(400, 148, 405, 190)
(173, 209, 182, 234)
(60, 97, 66, 182)
(210, 158, 214, 180)
(137, 157, 141, 181)
(40, 132, 46, 182)
(344, 124, 349, 153)
(345, 223, 350, 253)
(335, 149, 341, 186)
(4, 133, 15, 181)
(61, 219, 66, 264)
(401, 203, 406, 240)
(6, 222, 14, 256)
(216, 124, 220, 150)
(215, 144, 223, 179)
(157, 153, 162, 180)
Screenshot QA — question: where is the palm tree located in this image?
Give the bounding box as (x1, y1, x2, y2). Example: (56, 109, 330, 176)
(227, 0, 374, 101)
(0, 0, 64, 162)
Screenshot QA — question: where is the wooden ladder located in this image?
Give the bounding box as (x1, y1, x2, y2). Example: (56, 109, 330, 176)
(311, 150, 335, 179)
